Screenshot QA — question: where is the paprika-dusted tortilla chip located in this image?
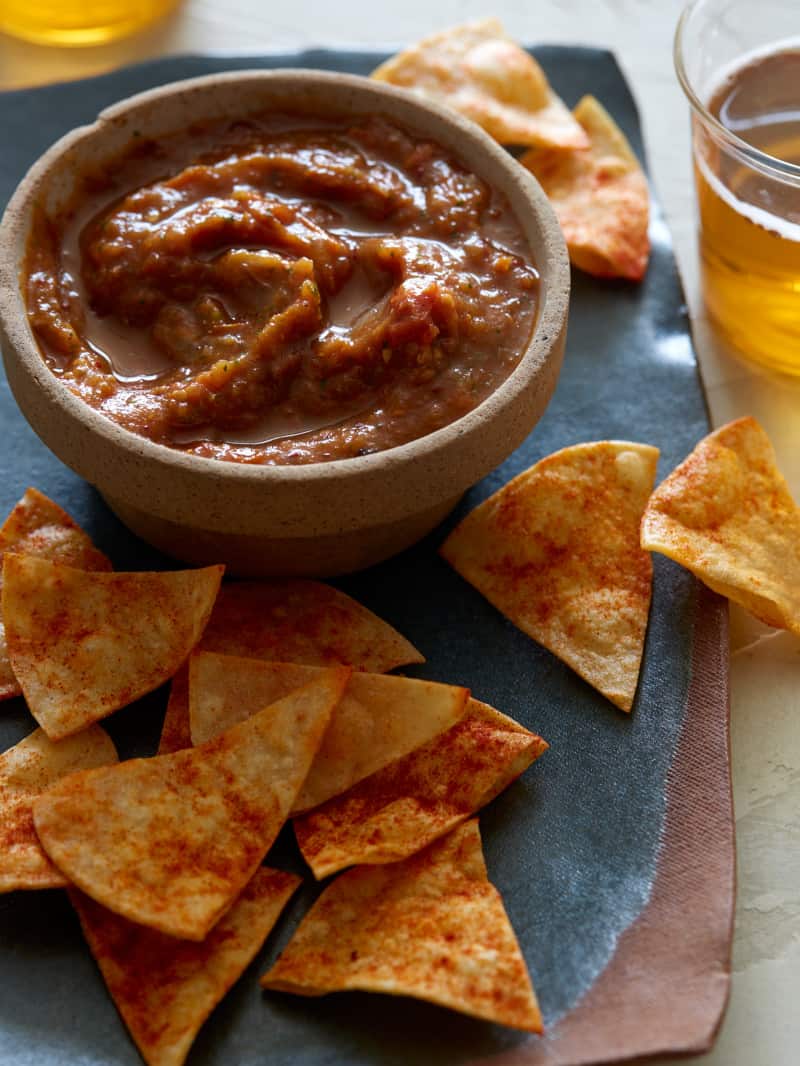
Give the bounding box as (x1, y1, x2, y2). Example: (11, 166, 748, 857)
(642, 416, 800, 632)
(440, 442, 659, 712)
(0, 725, 117, 893)
(521, 95, 650, 280)
(0, 488, 111, 702)
(190, 652, 470, 812)
(160, 578, 423, 756)
(196, 579, 423, 671)
(71, 867, 300, 1066)
(158, 671, 192, 755)
(294, 699, 547, 878)
(2, 557, 223, 740)
(262, 820, 542, 1034)
(372, 18, 587, 151)
(34, 668, 348, 940)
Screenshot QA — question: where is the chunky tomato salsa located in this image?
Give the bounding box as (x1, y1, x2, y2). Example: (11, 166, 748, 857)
(25, 114, 539, 464)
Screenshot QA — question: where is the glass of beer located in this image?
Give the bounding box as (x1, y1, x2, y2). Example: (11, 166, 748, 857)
(675, 0, 800, 375)
(0, 0, 178, 46)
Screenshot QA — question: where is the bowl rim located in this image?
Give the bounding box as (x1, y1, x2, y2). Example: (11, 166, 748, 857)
(0, 66, 569, 486)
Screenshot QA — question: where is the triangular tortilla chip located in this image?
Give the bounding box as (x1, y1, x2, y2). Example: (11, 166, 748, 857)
(0, 725, 117, 893)
(262, 820, 542, 1034)
(440, 441, 659, 712)
(294, 699, 546, 878)
(71, 867, 300, 1066)
(521, 95, 650, 280)
(159, 578, 423, 757)
(196, 579, 423, 671)
(158, 670, 192, 755)
(0, 489, 111, 702)
(2, 557, 223, 739)
(372, 18, 587, 151)
(641, 416, 800, 631)
(33, 668, 349, 939)
(190, 652, 470, 812)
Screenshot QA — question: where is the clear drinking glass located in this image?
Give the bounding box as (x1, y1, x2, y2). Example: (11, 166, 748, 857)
(675, 0, 800, 375)
(0, 0, 178, 46)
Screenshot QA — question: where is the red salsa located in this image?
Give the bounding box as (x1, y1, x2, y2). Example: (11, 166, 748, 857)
(25, 114, 539, 464)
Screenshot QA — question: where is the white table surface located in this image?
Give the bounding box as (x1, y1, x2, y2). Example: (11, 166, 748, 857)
(1, 3, 798, 1064)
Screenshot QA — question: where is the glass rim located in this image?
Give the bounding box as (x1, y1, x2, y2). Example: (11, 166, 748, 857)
(674, 0, 800, 184)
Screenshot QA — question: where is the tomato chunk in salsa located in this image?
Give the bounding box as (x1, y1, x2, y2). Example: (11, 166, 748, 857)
(25, 114, 539, 464)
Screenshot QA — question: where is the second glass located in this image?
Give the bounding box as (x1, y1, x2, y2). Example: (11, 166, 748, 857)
(675, 0, 800, 375)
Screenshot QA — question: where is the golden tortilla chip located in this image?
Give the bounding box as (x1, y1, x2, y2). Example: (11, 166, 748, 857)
(262, 820, 542, 1034)
(71, 867, 299, 1066)
(440, 441, 659, 712)
(294, 699, 547, 878)
(641, 416, 800, 631)
(190, 652, 470, 812)
(159, 577, 423, 757)
(33, 668, 348, 940)
(158, 670, 192, 755)
(0, 725, 117, 893)
(196, 579, 423, 671)
(0, 488, 111, 702)
(2, 557, 223, 740)
(521, 95, 650, 280)
(372, 18, 587, 151)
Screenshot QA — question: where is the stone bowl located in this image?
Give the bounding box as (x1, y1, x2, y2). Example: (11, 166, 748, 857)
(0, 69, 569, 577)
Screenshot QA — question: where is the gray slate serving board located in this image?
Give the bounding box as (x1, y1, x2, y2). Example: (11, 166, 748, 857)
(0, 48, 715, 1066)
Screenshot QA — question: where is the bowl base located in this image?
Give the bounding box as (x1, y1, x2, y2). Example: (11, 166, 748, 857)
(101, 491, 463, 578)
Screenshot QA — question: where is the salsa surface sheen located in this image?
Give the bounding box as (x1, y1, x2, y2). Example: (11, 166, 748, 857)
(25, 113, 539, 465)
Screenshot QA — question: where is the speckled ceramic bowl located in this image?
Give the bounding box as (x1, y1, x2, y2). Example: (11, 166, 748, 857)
(0, 69, 569, 577)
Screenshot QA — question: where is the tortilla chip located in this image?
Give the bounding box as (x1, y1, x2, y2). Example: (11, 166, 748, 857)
(158, 670, 192, 755)
(33, 668, 348, 940)
(294, 699, 547, 878)
(372, 18, 587, 151)
(2, 557, 223, 740)
(71, 867, 299, 1066)
(262, 820, 542, 1034)
(521, 95, 650, 280)
(440, 441, 659, 712)
(190, 652, 470, 812)
(641, 416, 800, 631)
(0, 488, 111, 702)
(0, 725, 117, 893)
(196, 579, 423, 671)
(159, 578, 423, 757)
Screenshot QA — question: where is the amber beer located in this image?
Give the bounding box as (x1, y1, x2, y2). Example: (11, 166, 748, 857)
(0, 0, 177, 45)
(693, 48, 800, 374)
